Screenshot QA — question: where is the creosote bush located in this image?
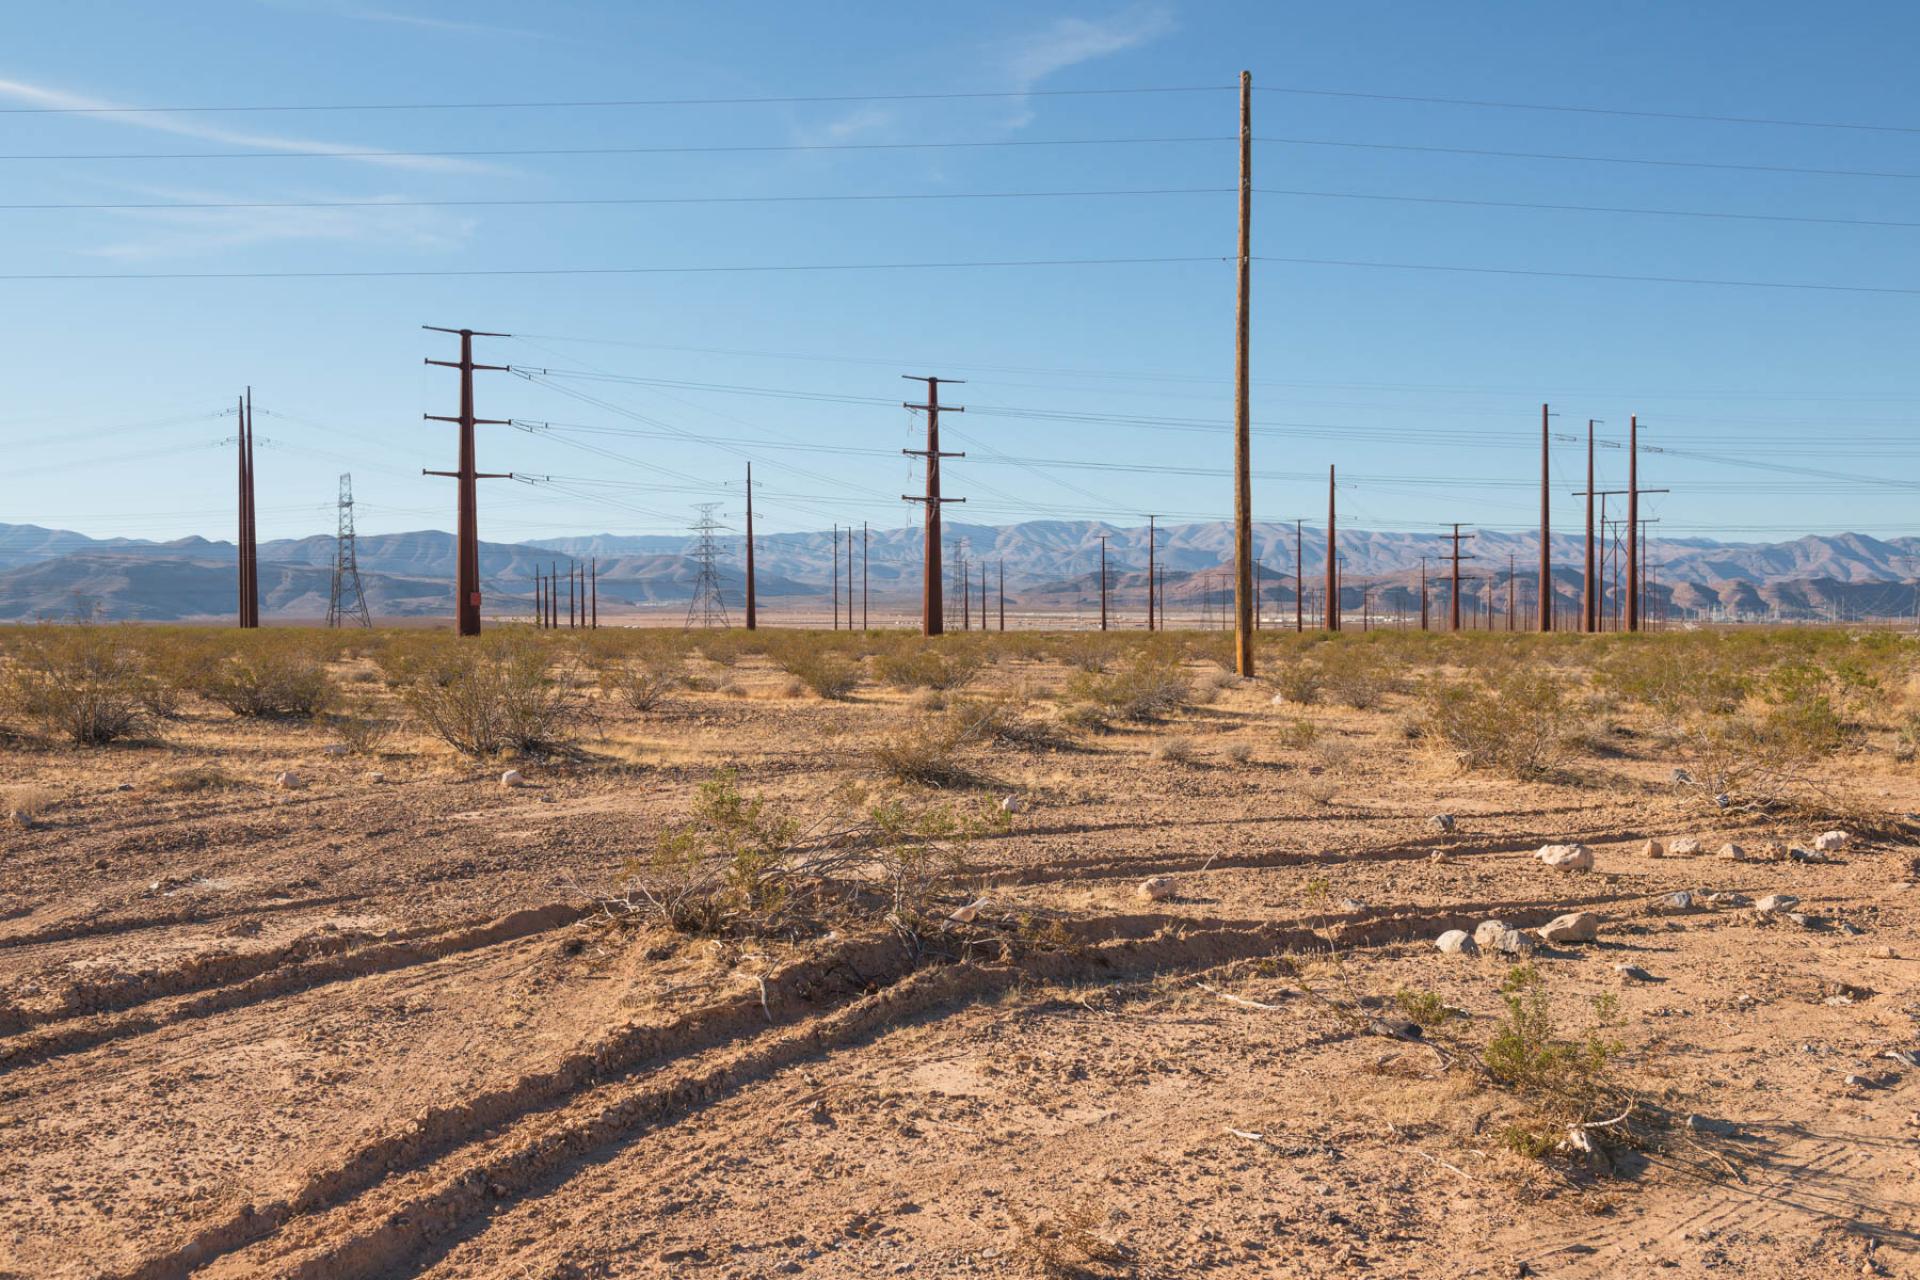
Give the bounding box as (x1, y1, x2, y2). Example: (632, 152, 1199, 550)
(621, 768, 977, 938)
(1066, 648, 1188, 723)
(872, 642, 982, 692)
(192, 641, 336, 719)
(385, 629, 577, 757)
(599, 656, 682, 712)
(1417, 667, 1573, 776)
(1, 625, 148, 745)
(779, 650, 861, 700)
(1481, 966, 1627, 1155)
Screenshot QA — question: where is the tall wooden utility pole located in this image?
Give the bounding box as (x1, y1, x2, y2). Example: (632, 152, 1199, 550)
(1508, 552, 1516, 631)
(235, 389, 259, 628)
(832, 524, 840, 631)
(590, 558, 598, 629)
(1448, 524, 1477, 632)
(998, 560, 1005, 631)
(902, 376, 964, 636)
(423, 326, 512, 637)
(862, 522, 869, 630)
(1098, 529, 1113, 629)
(1231, 69, 1256, 676)
(1538, 402, 1553, 631)
(1627, 414, 1641, 632)
(1325, 468, 1339, 630)
(1583, 421, 1597, 633)
(1147, 516, 1158, 631)
(743, 463, 756, 630)
(1295, 518, 1304, 632)
(1420, 556, 1429, 630)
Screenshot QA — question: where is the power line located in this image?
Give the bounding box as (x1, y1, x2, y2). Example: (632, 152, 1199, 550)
(0, 134, 1231, 162)
(14, 81, 1918, 136)
(1252, 84, 1920, 137)
(1259, 135, 1920, 182)
(0, 85, 1232, 115)
(0, 186, 1232, 213)
(0, 255, 1220, 282)
(14, 253, 1917, 295)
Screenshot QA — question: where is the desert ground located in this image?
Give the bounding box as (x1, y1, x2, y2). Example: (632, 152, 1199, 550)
(0, 624, 1916, 1279)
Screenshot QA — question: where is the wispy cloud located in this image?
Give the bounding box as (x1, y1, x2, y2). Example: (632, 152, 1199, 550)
(994, 4, 1177, 126)
(84, 193, 477, 260)
(309, 4, 559, 42)
(790, 104, 898, 147)
(0, 74, 494, 174)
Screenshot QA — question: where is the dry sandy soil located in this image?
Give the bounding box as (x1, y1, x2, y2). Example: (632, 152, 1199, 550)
(1, 642, 1917, 1279)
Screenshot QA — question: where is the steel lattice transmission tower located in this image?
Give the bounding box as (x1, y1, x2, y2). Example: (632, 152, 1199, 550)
(327, 473, 373, 629)
(683, 503, 733, 629)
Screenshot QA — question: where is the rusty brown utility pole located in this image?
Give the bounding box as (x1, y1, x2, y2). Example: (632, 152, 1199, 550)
(1419, 556, 1429, 631)
(1147, 515, 1158, 631)
(1584, 420, 1598, 632)
(1097, 534, 1109, 630)
(235, 389, 259, 628)
(1508, 552, 1516, 630)
(902, 376, 964, 636)
(423, 326, 511, 636)
(832, 524, 840, 631)
(862, 521, 869, 631)
(568, 562, 577, 628)
(1627, 414, 1641, 631)
(1538, 402, 1553, 631)
(998, 560, 1005, 631)
(1447, 524, 1477, 632)
(743, 463, 756, 630)
(1325, 468, 1339, 630)
(1231, 69, 1256, 676)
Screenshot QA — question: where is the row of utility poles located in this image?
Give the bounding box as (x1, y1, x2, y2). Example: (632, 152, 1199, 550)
(533, 560, 597, 629)
(239, 77, 1663, 639)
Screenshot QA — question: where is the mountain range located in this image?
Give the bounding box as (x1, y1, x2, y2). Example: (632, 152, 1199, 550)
(0, 520, 1916, 623)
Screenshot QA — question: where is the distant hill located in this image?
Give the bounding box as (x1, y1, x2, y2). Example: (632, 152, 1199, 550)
(0, 520, 1915, 622)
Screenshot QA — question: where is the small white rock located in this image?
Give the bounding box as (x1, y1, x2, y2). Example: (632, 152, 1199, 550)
(1813, 830, 1851, 853)
(1661, 891, 1696, 912)
(1537, 911, 1601, 944)
(1669, 837, 1703, 857)
(1430, 814, 1456, 833)
(275, 771, 302, 790)
(1717, 842, 1748, 862)
(1642, 838, 1666, 859)
(946, 897, 988, 924)
(1269, 693, 1287, 707)
(1755, 893, 1800, 913)
(1537, 843, 1594, 872)
(501, 769, 525, 788)
(1434, 929, 1477, 956)
(367, 771, 386, 784)
(1137, 876, 1176, 902)
(321, 744, 349, 757)
(999, 795, 1028, 815)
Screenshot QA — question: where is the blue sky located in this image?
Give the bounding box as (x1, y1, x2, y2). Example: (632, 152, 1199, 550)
(3, 1, 1917, 554)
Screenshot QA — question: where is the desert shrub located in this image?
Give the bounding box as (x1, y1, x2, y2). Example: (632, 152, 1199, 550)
(389, 631, 577, 756)
(1591, 640, 1747, 735)
(1, 625, 148, 744)
(328, 696, 397, 755)
(1275, 716, 1319, 750)
(946, 693, 1073, 751)
(1009, 1200, 1124, 1279)
(1417, 667, 1573, 776)
(869, 717, 976, 788)
(873, 643, 982, 692)
(193, 644, 335, 719)
(622, 769, 972, 936)
(780, 650, 861, 700)
(1316, 643, 1401, 710)
(1066, 648, 1188, 723)
(1268, 659, 1322, 706)
(1220, 738, 1254, 766)
(1057, 633, 1119, 674)
(599, 656, 681, 711)
(4, 785, 56, 827)
(149, 765, 242, 794)
(1151, 735, 1196, 765)
(1394, 988, 1458, 1030)
(1481, 969, 1626, 1152)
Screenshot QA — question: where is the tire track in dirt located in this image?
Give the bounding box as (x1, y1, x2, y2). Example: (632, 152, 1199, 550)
(120, 908, 1615, 1280)
(0, 903, 590, 1072)
(0, 893, 371, 953)
(1517, 1130, 1917, 1275)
